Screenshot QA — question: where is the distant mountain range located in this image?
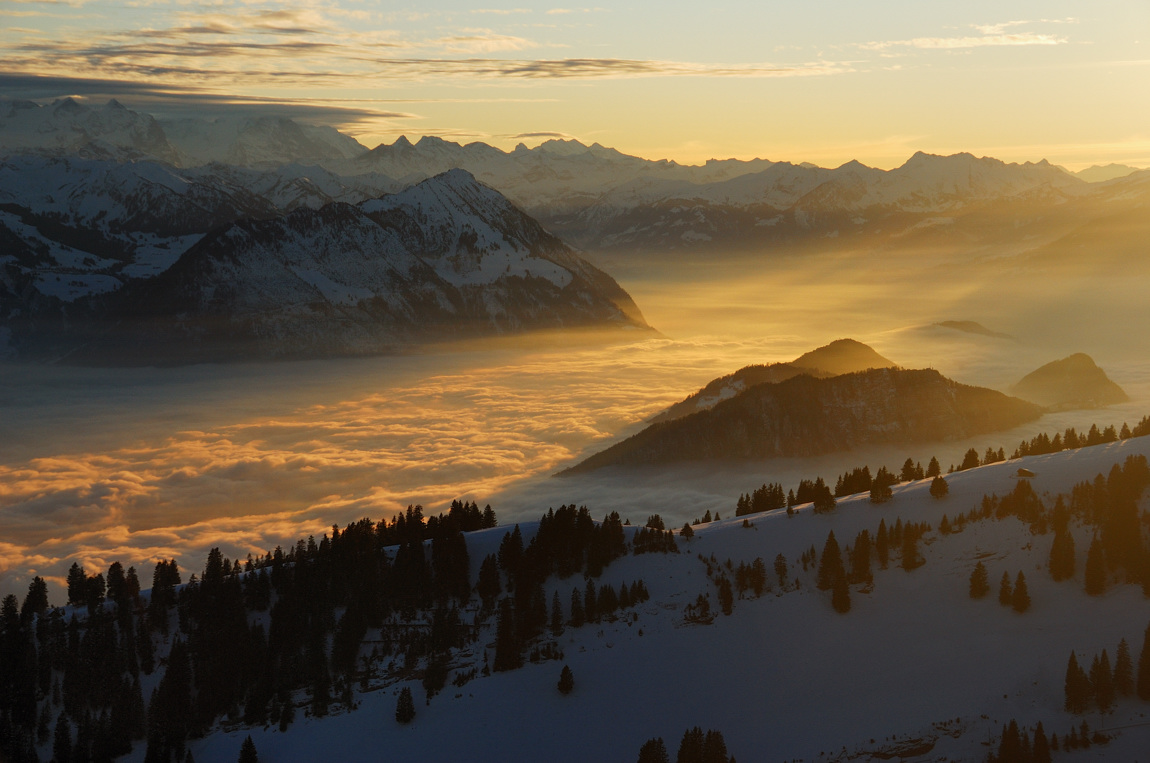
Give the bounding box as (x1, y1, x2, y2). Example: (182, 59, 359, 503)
(5, 170, 647, 362)
(563, 366, 1043, 473)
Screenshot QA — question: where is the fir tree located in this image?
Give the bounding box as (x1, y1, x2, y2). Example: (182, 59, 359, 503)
(238, 735, 258, 763)
(1032, 721, 1051, 763)
(1138, 621, 1150, 701)
(816, 531, 845, 591)
(395, 687, 415, 724)
(928, 475, 948, 499)
(998, 571, 1013, 606)
(1084, 536, 1106, 595)
(1012, 571, 1030, 613)
(1114, 638, 1134, 696)
(925, 456, 941, 478)
(569, 588, 585, 628)
(875, 520, 889, 569)
(1092, 651, 1115, 712)
(900, 529, 922, 571)
(54, 713, 72, 763)
(1064, 652, 1091, 714)
(557, 665, 574, 695)
(773, 554, 788, 587)
(637, 737, 670, 763)
(969, 562, 989, 599)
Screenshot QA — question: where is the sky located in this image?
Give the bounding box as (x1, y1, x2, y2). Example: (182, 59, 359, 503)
(1, 0, 1148, 169)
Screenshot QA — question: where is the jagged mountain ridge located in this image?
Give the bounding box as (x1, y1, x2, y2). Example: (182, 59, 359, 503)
(564, 367, 1043, 473)
(651, 339, 897, 424)
(51, 170, 647, 362)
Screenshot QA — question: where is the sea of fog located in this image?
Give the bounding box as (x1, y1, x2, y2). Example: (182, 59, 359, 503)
(3, 253, 1148, 600)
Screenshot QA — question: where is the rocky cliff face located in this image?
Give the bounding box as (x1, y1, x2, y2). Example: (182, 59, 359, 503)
(564, 367, 1043, 473)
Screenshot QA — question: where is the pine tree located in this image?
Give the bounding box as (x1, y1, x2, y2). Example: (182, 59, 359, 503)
(998, 571, 1013, 606)
(1092, 651, 1115, 712)
(492, 598, 522, 672)
(1114, 638, 1135, 696)
(816, 532, 845, 590)
(900, 529, 922, 571)
(569, 588, 585, 628)
(1138, 621, 1150, 701)
(969, 562, 989, 599)
(238, 735, 258, 763)
(929, 475, 948, 499)
(557, 665, 574, 695)
(1012, 571, 1031, 612)
(1032, 721, 1051, 763)
(875, 520, 889, 569)
(1064, 651, 1090, 714)
(773, 554, 788, 586)
(395, 687, 415, 724)
(54, 713, 72, 763)
(925, 456, 941, 478)
(637, 737, 670, 763)
(1084, 536, 1106, 595)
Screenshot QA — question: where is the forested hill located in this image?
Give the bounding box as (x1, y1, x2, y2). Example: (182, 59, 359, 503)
(565, 367, 1043, 473)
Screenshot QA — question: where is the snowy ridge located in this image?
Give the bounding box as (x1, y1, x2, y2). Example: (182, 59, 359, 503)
(70, 434, 1150, 761)
(46, 170, 647, 362)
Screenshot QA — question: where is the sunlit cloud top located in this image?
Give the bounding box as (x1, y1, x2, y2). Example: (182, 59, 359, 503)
(0, 2, 1147, 168)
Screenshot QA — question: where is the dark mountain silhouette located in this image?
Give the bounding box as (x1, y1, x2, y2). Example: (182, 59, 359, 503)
(563, 367, 1043, 473)
(1010, 353, 1129, 410)
(651, 339, 896, 423)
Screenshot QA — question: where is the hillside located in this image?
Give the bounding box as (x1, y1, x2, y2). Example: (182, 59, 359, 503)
(44, 170, 647, 362)
(651, 338, 896, 424)
(567, 367, 1043, 473)
(1011, 353, 1130, 410)
(8, 432, 1150, 762)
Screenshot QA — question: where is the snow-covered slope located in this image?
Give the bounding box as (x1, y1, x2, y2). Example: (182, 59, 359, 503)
(66, 170, 647, 362)
(87, 433, 1150, 762)
(0, 98, 180, 164)
(160, 116, 368, 167)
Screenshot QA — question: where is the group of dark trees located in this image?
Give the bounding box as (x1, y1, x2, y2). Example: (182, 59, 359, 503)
(695, 555, 768, 617)
(735, 483, 785, 517)
(994, 571, 1031, 612)
(1064, 621, 1150, 715)
(1012, 417, 1150, 459)
(636, 727, 735, 763)
(0, 496, 674, 762)
(986, 720, 1053, 763)
(808, 517, 932, 613)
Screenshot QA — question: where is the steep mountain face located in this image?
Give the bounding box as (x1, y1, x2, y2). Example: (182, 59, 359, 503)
(50, 170, 647, 363)
(1010, 354, 1129, 410)
(565, 368, 1043, 472)
(0, 99, 368, 168)
(651, 339, 897, 424)
(0, 98, 180, 164)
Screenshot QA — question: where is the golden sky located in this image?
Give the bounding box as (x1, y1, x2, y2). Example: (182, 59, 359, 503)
(1, 1, 1148, 169)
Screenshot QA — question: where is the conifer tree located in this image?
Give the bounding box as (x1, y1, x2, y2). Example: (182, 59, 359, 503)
(395, 687, 415, 724)
(1012, 571, 1030, 612)
(773, 554, 788, 586)
(875, 520, 889, 569)
(54, 713, 72, 763)
(1032, 721, 1051, 763)
(900, 530, 922, 571)
(816, 531, 845, 591)
(1064, 652, 1091, 714)
(999, 572, 1013, 606)
(238, 735, 258, 763)
(557, 665, 574, 695)
(569, 588, 585, 628)
(1138, 621, 1150, 701)
(637, 737, 670, 763)
(1092, 651, 1115, 712)
(969, 562, 989, 599)
(1114, 638, 1134, 696)
(492, 598, 522, 672)
(925, 456, 941, 478)
(1084, 536, 1106, 595)
(929, 475, 948, 499)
